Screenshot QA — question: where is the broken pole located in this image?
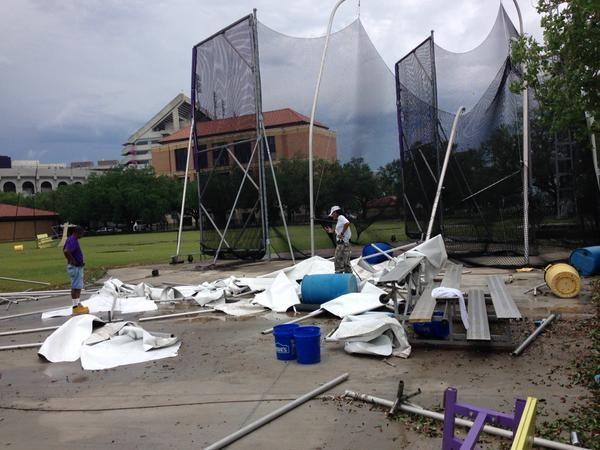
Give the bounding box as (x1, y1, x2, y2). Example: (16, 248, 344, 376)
(511, 313, 558, 356)
(205, 373, 349, 450)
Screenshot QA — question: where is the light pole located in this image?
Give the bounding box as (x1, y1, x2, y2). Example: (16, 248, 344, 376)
(308, 0, 348, 256)
(511, 0, 530, 265)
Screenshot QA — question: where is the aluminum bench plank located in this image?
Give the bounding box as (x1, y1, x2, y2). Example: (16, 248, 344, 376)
(487, 275, 522, 319)
(408, 282, 436, 322)
(378, 256, 424, 283)
(466, 288, 491, 341)
(441, 263, 462, 290)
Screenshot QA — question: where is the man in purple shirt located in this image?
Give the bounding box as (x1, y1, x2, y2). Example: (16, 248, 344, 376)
(63, 226, 89, 315)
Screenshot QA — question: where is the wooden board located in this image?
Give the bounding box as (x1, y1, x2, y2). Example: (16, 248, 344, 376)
(466, 289, 491, 341)
(378, 256, 424, 283)
(440, 264, 462, 290)
(408, 282, 436, 322)
(488, 275, 522, 319)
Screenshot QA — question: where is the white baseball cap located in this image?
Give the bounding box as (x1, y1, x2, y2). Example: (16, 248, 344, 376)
(328, 205, 341, 216)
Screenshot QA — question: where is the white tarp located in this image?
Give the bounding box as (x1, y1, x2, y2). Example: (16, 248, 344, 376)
(38, 315, 181, 370)
(251, 272, 300, 312)
(405, 234, 447, 282)
(211, 298, 266, 316)
(39, 315, 103, 362)
(327, 312, 411, 358)
(41, 293, 157, 319)
(80, 325, 180, 370)
(320, 282, 386, 318)
(431, 287, 469, 329)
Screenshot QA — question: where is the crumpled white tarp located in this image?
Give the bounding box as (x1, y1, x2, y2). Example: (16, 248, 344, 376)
(260, 256, 334, 281)
(320, 282, 386, 318)
(39, 315, 103, 362)
(39, 315, 181, 370)
(41, 292, 157, 319)
(211, 298, 266, 316)
(327, 312, 411, 358)
(431, 286, 469, 330)
(405, 235, 447, 282)
(251, 272, 300, 312)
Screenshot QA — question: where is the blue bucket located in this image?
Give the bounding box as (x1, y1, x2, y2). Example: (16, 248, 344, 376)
(294, 326, 321, 364)
(300, 273, 358, 304)
(273, 323, 300, 361)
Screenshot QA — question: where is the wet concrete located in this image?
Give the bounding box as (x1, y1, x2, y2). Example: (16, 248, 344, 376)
(0, 260, 596, 449)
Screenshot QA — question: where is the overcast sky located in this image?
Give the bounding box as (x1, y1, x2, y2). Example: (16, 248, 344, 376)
(0, 0, 543, 164)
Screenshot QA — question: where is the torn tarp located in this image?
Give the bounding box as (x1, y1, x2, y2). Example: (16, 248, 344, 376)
(320, 282, 387, 318)
(39, 315, 181, 370)
(251, 272, 300, 312)
(327, 312, 411, 358)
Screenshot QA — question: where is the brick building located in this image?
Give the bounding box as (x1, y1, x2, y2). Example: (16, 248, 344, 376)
(152, 108, 336, 179)
(0, 203, 59, 242)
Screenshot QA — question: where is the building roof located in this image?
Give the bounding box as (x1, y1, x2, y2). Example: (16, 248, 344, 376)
(161, 108, 329, 144)
(125, 93, 192, 145)
(0, 203, 58, 219)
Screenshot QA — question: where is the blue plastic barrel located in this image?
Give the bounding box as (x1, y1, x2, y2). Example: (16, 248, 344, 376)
(273, 323, 300, 360)
(362, 242, 393, 265)
(300, 273, 358, 304)
(294, 326, 321, 364)
(569, 246, 600, 276)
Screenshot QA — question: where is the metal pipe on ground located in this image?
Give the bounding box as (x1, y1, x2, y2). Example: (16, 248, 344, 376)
(0, 325, 59, 337)
(0, 342, 43, 351)
(261, 309, 324, 335)
(138, 309, 215, 322)
(0, 306, 71, 321)
(0, 276, 50, 286)
(344, 390, 586, 450)
(205, 373, 349, 450)
(511, 313, 558, 356)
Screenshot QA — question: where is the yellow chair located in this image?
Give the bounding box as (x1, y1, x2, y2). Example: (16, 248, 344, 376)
(36, 233, 55, 249)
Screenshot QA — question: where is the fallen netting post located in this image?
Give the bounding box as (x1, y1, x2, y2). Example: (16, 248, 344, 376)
(0, 276, 51, 286)
(0, 342, 43, 351)
(205, 373, 349, 450)
(344, 390, 585, 450)
(261, 309, 324, 335)
(138, 309, 215, 322)
(0, 325, 60, 337)
(0, 306, 72, 321)
(511, 313, 558, 356)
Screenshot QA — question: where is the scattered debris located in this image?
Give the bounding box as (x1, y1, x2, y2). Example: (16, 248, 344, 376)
(512, 313, 559, 356)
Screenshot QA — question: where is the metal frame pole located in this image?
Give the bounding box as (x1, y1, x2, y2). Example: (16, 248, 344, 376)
(175, 122, 195, 258)
(213, 142, 260, 262)
(252, 9, 270, 260)
(263, 123, 296, 263)
(426, 106, 466, 240)
(308, 0, 348, 256)
(205, 373, 349, 450)
(511, 0, 530, 264)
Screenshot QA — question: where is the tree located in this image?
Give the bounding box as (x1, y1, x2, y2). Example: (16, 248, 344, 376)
(510, 0, 599, 134)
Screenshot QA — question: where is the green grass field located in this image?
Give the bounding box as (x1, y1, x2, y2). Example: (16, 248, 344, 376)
(0, 221, 406, 292)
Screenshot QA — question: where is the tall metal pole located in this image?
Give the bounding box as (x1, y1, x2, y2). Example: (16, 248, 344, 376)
(190, 45, 203, 257)
(252, 9, 270, 260)
(308, 0, 348, 256)
(175, 122, 195, 258)
(426, 106, 465, 240)
(511, 0, 530, 264)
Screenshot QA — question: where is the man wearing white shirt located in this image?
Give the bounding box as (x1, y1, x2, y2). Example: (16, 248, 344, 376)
(327, 205, 352, 273)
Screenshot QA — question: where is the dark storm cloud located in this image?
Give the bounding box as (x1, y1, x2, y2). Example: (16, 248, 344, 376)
(0, 0, 542, 164)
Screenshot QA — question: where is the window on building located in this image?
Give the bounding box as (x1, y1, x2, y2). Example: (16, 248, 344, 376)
(196, 144, 208, 169)
(234, 141, 252, 164)
(136, 140, 148, 146)
(212, 142, 230, 167)
(175, 148, 188, 172)
(264, 136, 276, 159)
